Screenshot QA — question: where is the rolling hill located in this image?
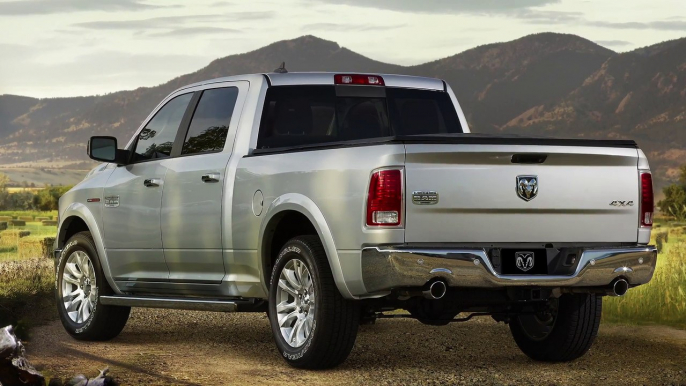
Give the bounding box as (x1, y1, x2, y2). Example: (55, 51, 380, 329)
(1, 33, 685, 189)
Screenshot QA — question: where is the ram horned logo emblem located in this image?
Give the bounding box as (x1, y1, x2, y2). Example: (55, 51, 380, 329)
(516, 175, 538, 201)
(515, 252, 535, 272)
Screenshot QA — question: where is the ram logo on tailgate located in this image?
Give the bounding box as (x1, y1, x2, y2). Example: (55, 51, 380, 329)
(516, 175, 538, 201)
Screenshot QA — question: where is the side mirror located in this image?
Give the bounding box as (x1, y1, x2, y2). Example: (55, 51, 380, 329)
(87, 136, 129, 165)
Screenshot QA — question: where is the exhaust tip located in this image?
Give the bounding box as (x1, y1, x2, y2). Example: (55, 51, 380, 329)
(424, 280, 447, 300)
(612, 279, 629, 296)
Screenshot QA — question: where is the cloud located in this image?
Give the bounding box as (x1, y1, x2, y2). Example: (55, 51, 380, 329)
(73, 12, 274, 30)
(309, 0, 560, 14)
(1, 49, 208, 97)
(512, 10, 583, 24)
(595, 39, 632, 47)
(302, 23, 406, 32)
(150, 27, 243, 37)
(0, 0, 168, 15)
(588, 20, 686, 31)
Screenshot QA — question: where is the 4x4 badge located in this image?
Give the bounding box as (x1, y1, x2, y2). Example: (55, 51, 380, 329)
(516, 175, 538, 201)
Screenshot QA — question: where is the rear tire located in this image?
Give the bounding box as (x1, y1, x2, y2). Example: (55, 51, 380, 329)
(268, 236, 359, 369)
(56, 231, 130, 341)
(509, 293, 602, 362)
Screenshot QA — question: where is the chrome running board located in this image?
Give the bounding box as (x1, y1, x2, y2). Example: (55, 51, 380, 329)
(99, 295, 239, 312)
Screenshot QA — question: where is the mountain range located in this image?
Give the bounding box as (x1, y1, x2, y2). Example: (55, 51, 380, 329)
(1, 33, 685, 189)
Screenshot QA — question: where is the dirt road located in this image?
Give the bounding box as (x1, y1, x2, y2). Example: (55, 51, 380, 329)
(26, 309, 686, 385)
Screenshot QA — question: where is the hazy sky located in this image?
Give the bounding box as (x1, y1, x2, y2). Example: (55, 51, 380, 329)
(1, 0, 685, 98)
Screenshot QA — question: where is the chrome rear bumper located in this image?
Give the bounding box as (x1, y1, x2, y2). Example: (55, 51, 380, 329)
(360, 245, 657, 294)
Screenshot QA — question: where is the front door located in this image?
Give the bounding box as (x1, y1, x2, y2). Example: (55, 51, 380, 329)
(161, 83, 246, 284)
(102, 92, 194, 285)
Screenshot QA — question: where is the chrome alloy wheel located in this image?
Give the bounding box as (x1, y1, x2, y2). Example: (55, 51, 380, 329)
(61, 250, 97, 324)
(276, 258, 315, 348)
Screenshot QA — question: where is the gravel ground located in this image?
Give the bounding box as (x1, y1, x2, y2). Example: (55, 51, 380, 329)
(25, 308, 686, 385)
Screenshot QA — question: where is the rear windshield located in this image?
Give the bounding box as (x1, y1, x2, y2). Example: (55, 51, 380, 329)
(257, 85, 462, 150)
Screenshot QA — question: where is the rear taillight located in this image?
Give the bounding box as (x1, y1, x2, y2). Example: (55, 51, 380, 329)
(640, 172, 653, 227)
(367, 169, 402, 226)
(334, 74, 385, 86)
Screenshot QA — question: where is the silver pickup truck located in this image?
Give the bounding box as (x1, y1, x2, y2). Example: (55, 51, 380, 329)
(54, 72, 657, 369)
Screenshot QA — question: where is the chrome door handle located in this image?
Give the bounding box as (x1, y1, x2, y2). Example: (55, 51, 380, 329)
(143, 178, 162, 187)
(201, 173, 221, 183)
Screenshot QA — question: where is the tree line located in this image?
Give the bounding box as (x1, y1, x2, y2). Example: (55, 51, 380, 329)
(0, 173, 71, 211)
(657, 165, 686, 221)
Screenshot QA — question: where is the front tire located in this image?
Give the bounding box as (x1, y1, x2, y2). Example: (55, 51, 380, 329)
(268, 236, 359, 369)
(56, 231, 130, 341)
(509, 293, 602, 362)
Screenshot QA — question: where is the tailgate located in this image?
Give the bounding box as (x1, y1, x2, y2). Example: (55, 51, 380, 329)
(404, 144, 640, 243)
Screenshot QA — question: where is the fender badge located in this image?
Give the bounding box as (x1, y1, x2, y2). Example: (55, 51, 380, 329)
(104, 196, 119, 208)
(412, 191, 439, 205)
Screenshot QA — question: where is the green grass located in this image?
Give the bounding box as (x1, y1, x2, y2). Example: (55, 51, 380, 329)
(0, 222, 57, 262)
(602, 222, 686, 329)
(0, 210, 57, 220)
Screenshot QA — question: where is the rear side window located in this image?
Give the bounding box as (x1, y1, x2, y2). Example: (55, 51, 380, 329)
(182, 87, 239, 155)
(256, 85, 460, 149)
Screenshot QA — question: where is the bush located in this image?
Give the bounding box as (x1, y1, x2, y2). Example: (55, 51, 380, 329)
(0, 258, 53, 300)
(0, 222, 6, 231)
(0, 186, 72, 211)
(656, 232, 667, 251)
(0, 258, 55, 339)
(17, 216, 33, 222)
(658, 166, 686, 221)
(41, 220, 57, 226)
(9, 220, 25, 226)
(0, 216, 11, 221)
(34, 186, 72, 211)
(35, 217, 49, 221)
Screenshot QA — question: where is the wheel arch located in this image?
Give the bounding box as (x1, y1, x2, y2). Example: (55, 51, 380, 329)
(57, 203, 122, 294)
(258, 193, 354, 299)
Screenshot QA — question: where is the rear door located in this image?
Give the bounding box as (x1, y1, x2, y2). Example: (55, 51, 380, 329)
(103, 92, 194, 283)
(161, 82, 247, 283)
(404, 144, 640, 243)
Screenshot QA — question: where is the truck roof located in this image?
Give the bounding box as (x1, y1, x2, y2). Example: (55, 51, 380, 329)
(174, 72, 446, 94)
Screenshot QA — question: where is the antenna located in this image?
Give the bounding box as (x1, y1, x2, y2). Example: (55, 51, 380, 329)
(274, 62, 288, 73)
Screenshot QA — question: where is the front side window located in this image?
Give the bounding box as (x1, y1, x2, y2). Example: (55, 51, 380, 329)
(133, 93, 193, 161)
(181, 87, 239, 155)
(256, 86, 461, 150)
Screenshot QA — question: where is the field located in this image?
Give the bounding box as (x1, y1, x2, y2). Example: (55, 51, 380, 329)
(0, 210, 57, 262)
(6, 187, 45, 193)
(602, 220, 686, 329)
(0, 212, 684, 336)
